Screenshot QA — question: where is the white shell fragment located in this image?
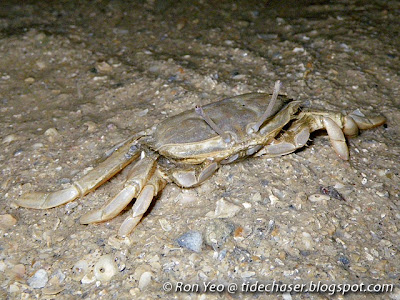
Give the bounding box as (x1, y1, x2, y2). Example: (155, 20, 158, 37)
(207, 198, 241, 218)
(93, 255, 118, 282)
(28, 269, 48, 289)
(176, 230, 203, 252)
(71, 260, 89, 281)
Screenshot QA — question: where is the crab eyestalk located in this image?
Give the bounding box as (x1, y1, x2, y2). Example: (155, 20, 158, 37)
(247, 80, 282, 134)
(195, 105, 231, 143)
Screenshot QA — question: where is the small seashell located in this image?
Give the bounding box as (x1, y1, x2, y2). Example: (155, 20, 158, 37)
(176, 230, 203, 252)
(138, 271, 152, 291)
(28, 269, 48, 289)
(308, 194, 330, 202)
(71, 260, 89, 281)
(93, 255, 117, 282)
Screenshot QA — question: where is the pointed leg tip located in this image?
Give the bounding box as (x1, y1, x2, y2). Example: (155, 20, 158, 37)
(15, 192, 49, 209)
(118, 216, 141, 237)
(80, 210, 104, 224)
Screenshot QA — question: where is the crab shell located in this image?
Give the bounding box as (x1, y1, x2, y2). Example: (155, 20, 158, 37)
(147, 93, 299, 162)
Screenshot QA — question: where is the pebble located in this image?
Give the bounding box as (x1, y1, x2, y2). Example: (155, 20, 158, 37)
(283, 293, 293, 300)
(389, 288, 400, 300)
(0, 214, 17, 229)
(293, 47, 305, 53)
(176, 230, 203, 252)
(269, 194, 280, 206)
(319, 186, 345, 200)
(240, 271, 255, 278)
(9, 283, 19, 293)
(159, 218, 172, 231)
(138, 271, 152, 290)
(302, 232, 314, 250)
(44, 128, 60, 143)
(251, 192, 262, 202)
(36, 61, 46, 70)
(65, 201, 78, 212)
(32, 142, 44, 149)
(96, 61, 112, 73)
(138, 108, 149, 117)
(11, 264, 26, 280)
(28, 269, 48, 289)
(93, 255, 117, 282)
(376, 190, 389, 198)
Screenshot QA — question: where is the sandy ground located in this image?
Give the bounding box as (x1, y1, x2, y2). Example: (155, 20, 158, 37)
(0, 0, 399, 299)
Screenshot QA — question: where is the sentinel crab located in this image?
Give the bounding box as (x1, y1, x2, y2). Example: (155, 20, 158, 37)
(15, 82, 386, 237)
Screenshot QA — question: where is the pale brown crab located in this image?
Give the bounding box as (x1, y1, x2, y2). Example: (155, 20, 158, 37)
(15, 81, 386, 237)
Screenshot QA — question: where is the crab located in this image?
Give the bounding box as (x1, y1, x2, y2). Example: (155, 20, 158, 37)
(15, 81, 386, 237)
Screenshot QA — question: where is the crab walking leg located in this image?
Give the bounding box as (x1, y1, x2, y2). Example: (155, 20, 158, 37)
(118, 170, 166, 237)
(322, 117, 349, 160)
(80, 154, 158, 224)
(346, 109, 386, 132)
(15, 141, 141, 209)
(322, 110, 385, 159)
